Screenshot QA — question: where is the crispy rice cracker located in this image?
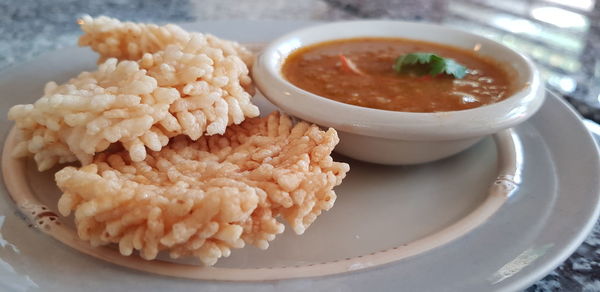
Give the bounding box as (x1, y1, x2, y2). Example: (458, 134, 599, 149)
(55, 112, 349, 265)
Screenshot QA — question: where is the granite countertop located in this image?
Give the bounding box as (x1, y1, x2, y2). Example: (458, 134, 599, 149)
(2, 0, 600, 290)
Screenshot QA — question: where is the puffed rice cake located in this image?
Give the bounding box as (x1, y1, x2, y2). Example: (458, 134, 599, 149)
(8, 21, 258, 171)
(55, 112, 350, 265)
(78, 15, 254, 66)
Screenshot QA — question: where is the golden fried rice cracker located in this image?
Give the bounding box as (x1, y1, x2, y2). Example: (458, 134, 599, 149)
(8, 34, 258, 171)
(78, 15, 254, 66)
(55, 112, 350, 265)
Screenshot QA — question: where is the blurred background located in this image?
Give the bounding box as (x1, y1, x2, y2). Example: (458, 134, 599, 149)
(1, 0, 599, 290)
(1, 0, 599, 121)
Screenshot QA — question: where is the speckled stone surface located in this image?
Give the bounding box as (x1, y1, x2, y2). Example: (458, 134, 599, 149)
(1, 0, 600, 290)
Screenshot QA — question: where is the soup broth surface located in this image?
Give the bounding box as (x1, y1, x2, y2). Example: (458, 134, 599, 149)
(282, 37, 514, 112)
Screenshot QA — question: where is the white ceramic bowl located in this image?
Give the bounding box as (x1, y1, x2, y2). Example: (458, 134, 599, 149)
(252, 21, 545, 165)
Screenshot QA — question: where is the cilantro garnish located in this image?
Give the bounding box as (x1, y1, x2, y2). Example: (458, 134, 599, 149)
(393, 52, 468, 79)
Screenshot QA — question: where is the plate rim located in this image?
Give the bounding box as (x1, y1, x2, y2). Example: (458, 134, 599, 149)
(498, 91, 600, 292)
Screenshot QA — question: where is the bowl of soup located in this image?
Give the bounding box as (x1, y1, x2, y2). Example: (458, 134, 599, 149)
(252, 21, 545, 164)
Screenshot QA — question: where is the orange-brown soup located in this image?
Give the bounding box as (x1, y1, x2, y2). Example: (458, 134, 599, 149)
(282, 38, 514, 112)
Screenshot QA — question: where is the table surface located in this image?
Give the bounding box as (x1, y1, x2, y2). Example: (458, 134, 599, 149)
(2, 0, 600, 290)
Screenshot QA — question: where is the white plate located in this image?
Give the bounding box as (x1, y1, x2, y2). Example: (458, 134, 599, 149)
(0, 20, 598, 291)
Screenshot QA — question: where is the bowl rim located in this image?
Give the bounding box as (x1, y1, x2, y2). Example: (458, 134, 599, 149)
(252, 20, 546, 140)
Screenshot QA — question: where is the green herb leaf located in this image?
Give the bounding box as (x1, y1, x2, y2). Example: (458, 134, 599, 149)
(394, 52, 467, 79)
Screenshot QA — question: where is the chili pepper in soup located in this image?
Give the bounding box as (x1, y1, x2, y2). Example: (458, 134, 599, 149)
(281, 37, 515, 112)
